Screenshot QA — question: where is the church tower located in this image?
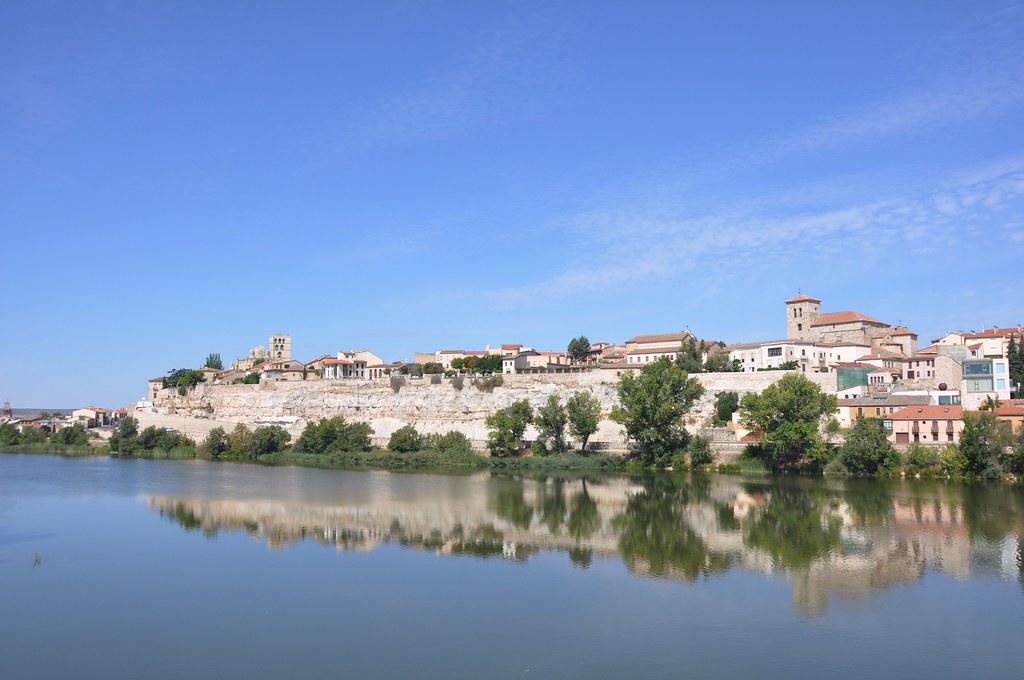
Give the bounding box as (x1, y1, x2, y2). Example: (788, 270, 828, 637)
(786, 294, 820, 340)
(270, 334, 291, 361)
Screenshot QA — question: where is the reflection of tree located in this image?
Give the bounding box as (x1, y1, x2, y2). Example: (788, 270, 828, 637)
(568, 546, 593, 569)
(961, 485, 1024, 543)
(567, 482, 600, 542)
(840, 479, 895, 525)
(744, 486, 842, 570)
(492, 481, 534, 530)
(615, 475, 732, 581)
(536, 479, 567, 534)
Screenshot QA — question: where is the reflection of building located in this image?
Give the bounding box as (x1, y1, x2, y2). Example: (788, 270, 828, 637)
(146, 471, 1024, 616)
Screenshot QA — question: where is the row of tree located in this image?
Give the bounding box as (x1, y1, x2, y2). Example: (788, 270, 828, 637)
(484, 392, 602, 457)
(0, 422, 91, 448)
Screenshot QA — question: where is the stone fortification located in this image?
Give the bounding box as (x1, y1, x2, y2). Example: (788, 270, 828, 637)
(140, 370, 835, 456)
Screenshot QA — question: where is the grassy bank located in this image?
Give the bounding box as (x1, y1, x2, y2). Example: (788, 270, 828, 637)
(0, 443, 110, 457)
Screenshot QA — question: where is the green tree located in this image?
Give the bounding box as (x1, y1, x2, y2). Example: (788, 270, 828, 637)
(53, 425, 89, 446)
(610, 357, 705, 467)
(739, 373, 837, 471)
(567, 336, 591, 364)
(485, 399, 533, 457)
(535, 395, 570, 454)
(248, 425, 291, 457)
(687, 435, 714, 467)
(960, 412, 1011, 475)
(0, 423, 19, 446)
(388, 424, 425, 453)
(674, 337, 705, 374)
(423, 362, 444, 375)
(1008, 335, 1024, 397)
(703, 350, 737, 373)
(19, 427, 48, 444)
(204, 353, 223, 370)
(427, 431, 474, 455)
(228, 422, 252, 458)
(839, 417, 896, 474)
(566, 392, 601, 453)
(1005, 428, 1024, 474)
(110, 416, 139, 454)
(164, 368, 206, 394)
(197, 427, 229, 458)
(713, 391, 739, 426)
(294, 416, 373, 454)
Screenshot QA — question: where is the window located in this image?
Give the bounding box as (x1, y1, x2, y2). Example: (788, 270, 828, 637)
(997, 379, 1006, 389)
(767, 347, 782, 357)
(797, 323, 803, 331)
(996, 363, 1006, 373)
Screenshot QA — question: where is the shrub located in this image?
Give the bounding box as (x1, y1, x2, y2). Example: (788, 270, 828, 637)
(53, 425, 89, 446)
(475, 376, 504, 393)
(248, 425, 291, 457)
(427, 431, 474, 455)
(904, 443, 939, 471)
(388, 424, 425, 453)
(713, 391, 739, 426)
(823, 457, 849, 476)
(940, 444, 966, 476)
(390, 375, 405, 393)
(688, 435, 714, 467)
(197, 427, 229, 459)
(839, 418, 895, 474)
(531, 440, 549, 457)
(451, 376, 464, 391)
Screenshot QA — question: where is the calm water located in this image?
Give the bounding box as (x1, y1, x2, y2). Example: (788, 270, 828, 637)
(1, 455, 1023, 679)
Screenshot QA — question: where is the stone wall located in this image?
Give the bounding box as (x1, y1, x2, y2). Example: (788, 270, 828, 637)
(144, 369, 836, 454)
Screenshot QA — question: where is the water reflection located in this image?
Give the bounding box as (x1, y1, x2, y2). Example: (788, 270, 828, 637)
(148, 472, 1024, 614)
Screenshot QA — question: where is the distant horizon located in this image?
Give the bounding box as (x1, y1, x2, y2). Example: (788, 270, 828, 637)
(2, 1, 1022, 406)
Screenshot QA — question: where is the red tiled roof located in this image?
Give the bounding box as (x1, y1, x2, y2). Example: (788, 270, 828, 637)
(786, 294, 821, 303)
(812, 311, 887, 326)
(323, 358, 353, 365)
(832, 362, 870, 368)
(501, 344, 521, 350)
(962, 327, 1024, 339)
(889, 405, 963, 420)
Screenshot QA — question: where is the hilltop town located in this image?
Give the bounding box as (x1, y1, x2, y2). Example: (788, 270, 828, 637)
(4, 293, 1022, 453)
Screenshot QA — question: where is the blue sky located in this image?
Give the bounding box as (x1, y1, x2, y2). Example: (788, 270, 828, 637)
(2, 0, 1022, 407)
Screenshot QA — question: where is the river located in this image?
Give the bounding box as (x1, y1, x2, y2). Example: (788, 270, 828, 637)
(1, 454, 1022, 678)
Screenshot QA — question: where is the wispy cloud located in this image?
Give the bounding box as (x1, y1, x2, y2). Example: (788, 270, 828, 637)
(484, 160, 1024, 304)
(323, 6, 581, 150)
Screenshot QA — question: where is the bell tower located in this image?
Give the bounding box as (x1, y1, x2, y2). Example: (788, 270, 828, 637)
(786, 294, 820, 340)
(270, 334, 291, 361)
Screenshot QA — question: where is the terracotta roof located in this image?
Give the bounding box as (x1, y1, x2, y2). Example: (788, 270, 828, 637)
(962, 327, 1024, 339)
(437, 350, 465, 355)
(967, 343, 983, 350)
(626, 331, 693, 345)
(832, 362, 871, 368)
(786, 295, 821, 303)
(970, 406, 1024, 416)
(501, 344, 521, 350)
(812, 311, 887, 327)
(323, 358, 353, 365)
(839, 395, 929, 407)
(888, 405, 963, 420)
